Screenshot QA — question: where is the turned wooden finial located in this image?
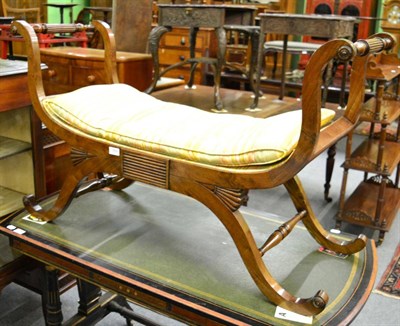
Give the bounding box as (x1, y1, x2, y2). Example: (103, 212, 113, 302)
(152, 1, 158, 24)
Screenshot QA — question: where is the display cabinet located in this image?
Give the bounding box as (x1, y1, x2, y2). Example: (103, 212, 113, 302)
(337, 53, 400, 244)
(0, 60, 36, 216)
(0, 59, 68, 217)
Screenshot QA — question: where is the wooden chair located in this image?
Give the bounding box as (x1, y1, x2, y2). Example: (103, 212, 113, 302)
(1, 0, 40, 22)
(12, 19, 395, 316)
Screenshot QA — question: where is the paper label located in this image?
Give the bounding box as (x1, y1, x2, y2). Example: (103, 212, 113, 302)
(109, 146, 120, 156)
(274, 306, 313, 324)
(318, 246, 348, 259)
(23, 215, 47, 225)
(13, 228, 26, 235)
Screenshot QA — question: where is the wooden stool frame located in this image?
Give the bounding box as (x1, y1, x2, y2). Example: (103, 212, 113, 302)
(12, 19, 396, 317)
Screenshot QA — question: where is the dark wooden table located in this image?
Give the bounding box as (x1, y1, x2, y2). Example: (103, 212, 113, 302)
(254, 13, 356, 105)
(0, 182, 377, 325)
(82, 6, 112, 25)
(147, 4, 257, 112)
(250, 13, 357, 201)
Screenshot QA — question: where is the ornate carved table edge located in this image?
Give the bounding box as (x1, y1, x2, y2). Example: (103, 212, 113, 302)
(0, 191, 378, 326)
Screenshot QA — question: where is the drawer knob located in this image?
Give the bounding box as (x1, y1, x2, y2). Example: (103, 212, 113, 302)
(180, 37, 186, 46)
(48, 69, 56, 77)
(87, 75, 96, 83)
(179, 55, 185, 61)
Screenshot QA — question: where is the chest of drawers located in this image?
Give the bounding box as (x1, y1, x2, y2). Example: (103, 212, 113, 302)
(40, 47, 153, 95)
(157, 27, 214, 84)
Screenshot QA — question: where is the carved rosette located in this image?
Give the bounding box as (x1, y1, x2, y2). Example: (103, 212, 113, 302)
(71, 148, 96, 166)
(212, 186, 248, 211)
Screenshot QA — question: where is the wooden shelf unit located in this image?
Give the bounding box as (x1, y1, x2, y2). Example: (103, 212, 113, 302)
(341, 180, 400, 234)
(0, 61, 35, 217)
(337, 53, 400, 244)
(0, 59, 70, 216)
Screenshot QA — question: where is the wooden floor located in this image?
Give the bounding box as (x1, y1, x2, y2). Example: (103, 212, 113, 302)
(152, 84, 302, 118)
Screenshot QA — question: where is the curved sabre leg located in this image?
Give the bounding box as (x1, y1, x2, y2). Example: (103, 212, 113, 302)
(284, 176, 367, 255)
(77, 173, 134, 193)
(171, 176, 328, 316)
(24, 157, 120, 221)
(106, 177, 134, 191)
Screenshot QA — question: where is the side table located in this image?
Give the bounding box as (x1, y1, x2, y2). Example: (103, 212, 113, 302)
(147, 4, 256, 112)
(252, 14, 356, 201)
(44, 3, 77, 24)
(253, 13, 356, 108)
(79, 6, 112, 25)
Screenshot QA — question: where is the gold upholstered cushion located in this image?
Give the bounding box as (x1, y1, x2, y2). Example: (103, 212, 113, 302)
(42, 84, 335, 167)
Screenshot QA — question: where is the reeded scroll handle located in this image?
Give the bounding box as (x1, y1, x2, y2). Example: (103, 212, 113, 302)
(11, 22, 94, 35)
(356, 33, 396, 56)
(338, 33, 397, 62)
